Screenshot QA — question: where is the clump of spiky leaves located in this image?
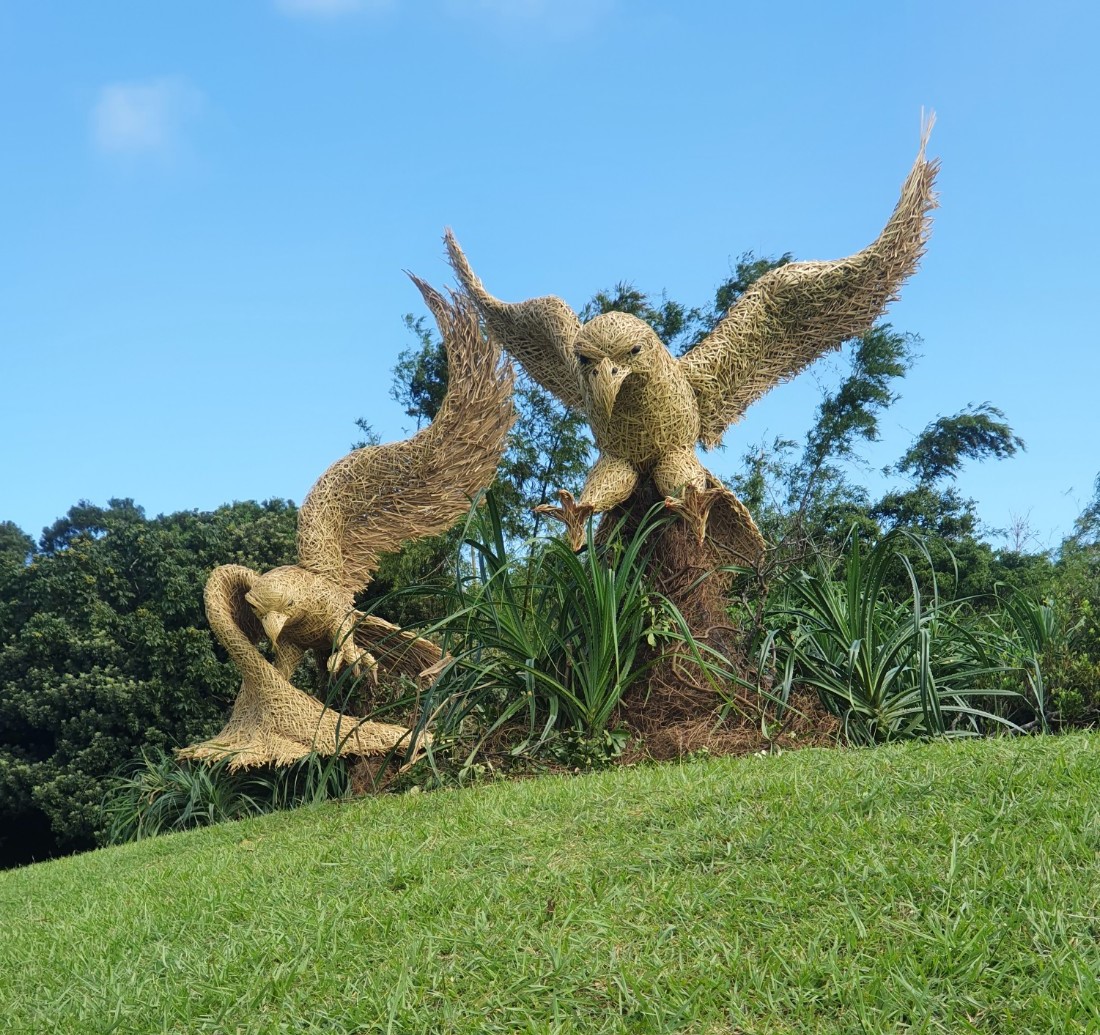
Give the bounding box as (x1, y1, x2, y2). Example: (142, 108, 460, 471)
(102, 748, 353, 844)
(389, 491, 698, 776)
(774, 528, 1038, 744)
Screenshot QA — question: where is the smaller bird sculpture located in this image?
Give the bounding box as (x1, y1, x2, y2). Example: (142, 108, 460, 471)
(179, 280, 515, 768)
(447, 119, 938, 565)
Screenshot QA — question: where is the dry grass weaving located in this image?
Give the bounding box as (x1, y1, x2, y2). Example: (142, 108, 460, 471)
(448, 120, 938, 725)
(179, 281, 515, 769)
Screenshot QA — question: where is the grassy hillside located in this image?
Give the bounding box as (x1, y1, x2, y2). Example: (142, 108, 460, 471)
(2, 735, 1099, 1034)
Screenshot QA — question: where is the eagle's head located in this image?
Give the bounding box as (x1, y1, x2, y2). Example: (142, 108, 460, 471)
(573, 312, 666, 421)
(243, 566, 303, 648)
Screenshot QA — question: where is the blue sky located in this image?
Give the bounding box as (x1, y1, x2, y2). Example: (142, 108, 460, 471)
(1, 0, 1097, 551)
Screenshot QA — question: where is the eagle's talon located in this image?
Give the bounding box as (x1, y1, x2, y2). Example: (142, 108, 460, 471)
(328, 643, 379, 685)
(664, 485, 725, 544)
(534, 489, 596, 551)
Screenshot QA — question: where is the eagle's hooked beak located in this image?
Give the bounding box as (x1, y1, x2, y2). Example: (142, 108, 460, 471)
(260, 611, 289, 647)
(590, 357, 630, 422)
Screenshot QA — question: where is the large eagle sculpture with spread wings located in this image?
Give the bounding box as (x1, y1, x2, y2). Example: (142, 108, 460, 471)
(179, 281, 515, 768)
(448, 126, 938, 565)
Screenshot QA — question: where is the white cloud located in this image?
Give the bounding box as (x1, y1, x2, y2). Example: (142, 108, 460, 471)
(275, 0, 392, 17)
(91, 77, 204, 158)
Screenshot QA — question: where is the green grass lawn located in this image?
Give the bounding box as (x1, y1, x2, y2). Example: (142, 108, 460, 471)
(2, 735, 1099, 1034)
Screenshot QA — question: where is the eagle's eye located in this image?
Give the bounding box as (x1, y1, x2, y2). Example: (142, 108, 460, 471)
(630, 344, 642, 356)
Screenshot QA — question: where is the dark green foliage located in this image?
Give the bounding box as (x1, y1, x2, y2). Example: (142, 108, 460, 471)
(894, 403, 1025, 485)
(802, 325, 915, 472)
(103, 748, 352, 844)
(0, 498, 300, 864)
(872, 484, 980, 540)
(580, 282, 695, 349)
(0, 523, 33, 567)
(725, 325, 922, 554)
(390, 313, 447, 427)
(496, 375, 591, 541)
(1072, 472, 1100, 546)
(358, 531, 461, 628)
(351, 418, 382, 449)
(771, 530, 1039, 743)
(1036, 535, 1100, 723)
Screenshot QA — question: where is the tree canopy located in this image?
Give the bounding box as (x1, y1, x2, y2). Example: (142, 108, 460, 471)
(0, 499, 299, 865)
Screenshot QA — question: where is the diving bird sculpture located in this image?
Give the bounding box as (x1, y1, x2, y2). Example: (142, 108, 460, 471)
(447, 122, 938, 564)
(179, 281, 515, 768)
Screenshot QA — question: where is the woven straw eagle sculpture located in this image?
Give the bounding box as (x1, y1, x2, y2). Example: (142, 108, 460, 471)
(179, 281, 514, 769)
(447, 127, 938, 565)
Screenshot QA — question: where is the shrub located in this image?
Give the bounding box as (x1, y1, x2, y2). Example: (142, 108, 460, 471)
(994, 585, 1100, 727)
(392, 492, 681, 775)
(103, 749, 354, 844)
(774, 529, 1031, 743)
(0, 499, 301, 864)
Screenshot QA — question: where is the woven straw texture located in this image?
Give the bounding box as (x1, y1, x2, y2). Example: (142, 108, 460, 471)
(446, 121, 938, 565)
(179, 283, 515, 768)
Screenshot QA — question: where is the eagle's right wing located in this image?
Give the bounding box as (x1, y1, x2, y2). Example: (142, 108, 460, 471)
(681, 121, 938, 448)
(445, 229, 586, 412)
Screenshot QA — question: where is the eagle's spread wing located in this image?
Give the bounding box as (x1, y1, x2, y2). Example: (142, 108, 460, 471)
(445, 229, 585, 412)
(681, 124, 938, 448)
(296, 282, 515, 594)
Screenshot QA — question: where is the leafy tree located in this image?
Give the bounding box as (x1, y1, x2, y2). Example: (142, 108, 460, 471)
(579, 282, 697, 351)
(1071, 472, 1100, 547)
(893, 404, 1024, 486)
(495, 376, 591, 541)
(725, 325, 917, 556)
(0, 522, 33, 567)
(0, 498, 299, 865)
(390, 314, 448, 429)
(1037, 480, 1100, 723)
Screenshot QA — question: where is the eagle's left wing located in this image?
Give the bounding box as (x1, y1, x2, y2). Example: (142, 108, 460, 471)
(681, 123, 938, 448)
(297, 281, 515, 593)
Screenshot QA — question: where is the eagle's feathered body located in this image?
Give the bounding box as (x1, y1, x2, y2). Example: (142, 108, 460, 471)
(592, 336, 700, 463)
(179, 284, 515, 768)
(447, 122, 938, 563)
